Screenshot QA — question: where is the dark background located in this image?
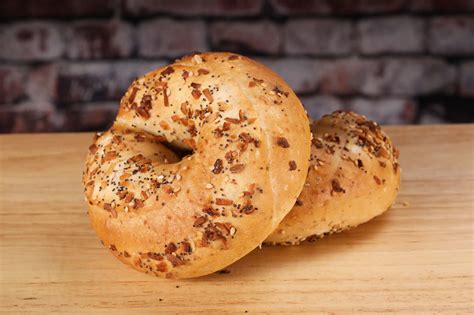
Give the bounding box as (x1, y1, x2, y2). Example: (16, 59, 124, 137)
(0, 0, 473, 133)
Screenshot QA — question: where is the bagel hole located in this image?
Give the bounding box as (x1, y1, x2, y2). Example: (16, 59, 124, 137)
(161, 141, 193, 160)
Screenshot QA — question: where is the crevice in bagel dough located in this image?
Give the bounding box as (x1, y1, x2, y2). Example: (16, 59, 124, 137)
(114, 111, 195, 166)
(230, 73, 278, 226)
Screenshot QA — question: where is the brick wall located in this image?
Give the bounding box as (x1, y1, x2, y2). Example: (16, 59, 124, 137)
(0, 0, 473, 133)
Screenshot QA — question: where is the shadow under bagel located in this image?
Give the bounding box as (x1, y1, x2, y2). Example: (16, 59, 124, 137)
(191, 210, 392, 281)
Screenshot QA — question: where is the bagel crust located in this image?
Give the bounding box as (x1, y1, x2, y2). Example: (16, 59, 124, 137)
(83, 52, 311, 278)
(265, 111, 401, 245)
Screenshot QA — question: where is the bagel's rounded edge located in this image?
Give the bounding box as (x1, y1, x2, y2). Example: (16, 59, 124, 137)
(84, 52, 311, 278)
(265, 111, 401, 245)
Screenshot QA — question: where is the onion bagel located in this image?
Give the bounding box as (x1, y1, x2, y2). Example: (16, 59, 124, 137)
(266, 111, 401, 245)
(83, 52, 311, 278)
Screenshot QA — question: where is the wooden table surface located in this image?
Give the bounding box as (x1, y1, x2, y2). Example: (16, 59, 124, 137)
(0, 124, 473, 314)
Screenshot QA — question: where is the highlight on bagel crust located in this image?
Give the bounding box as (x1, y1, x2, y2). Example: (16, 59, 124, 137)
(265, 111, 401, 245)
(83, 52, 311, 278)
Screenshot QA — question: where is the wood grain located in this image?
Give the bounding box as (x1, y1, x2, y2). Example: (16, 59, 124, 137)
(0, 125, 473, 314)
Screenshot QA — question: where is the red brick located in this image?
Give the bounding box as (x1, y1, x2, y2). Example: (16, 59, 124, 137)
(284, 19, 352, 55)
(63, 102, 118, 132)
(299, 95, 344, 120)
(0, 0, 114, 18)
(270, 0, 332, 15)
(410, 0, 474, 12)
(0, 102, 56, 133)
(328, 0, 407, 14)
(460, 61, 474, 97)
(360, 58, 456, 96)
(138, 19, 207, 58)
(26, 64, 58, 102)
(271, 0, 407, 15)
(0, 65, 26, 104)
(57, 61, 166, 103)
(210, 21, 281, 54)
(317, 59, 381, 95)
(57, 62, 110, 103)
(0, 22, 64, 61)
(259, 58, 379, 95)
(358, 16, 425, 54)
(429, 17, 474, 55)
(124, 0, 263, 17)
(258, 58, 323, 94)
(66, 21, 134, 59)
(347, 98, 416, 124)
(261, 58, 456, 96)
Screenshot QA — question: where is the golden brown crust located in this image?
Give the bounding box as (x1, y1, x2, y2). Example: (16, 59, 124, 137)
(83, 52, 311, 278)
(265, 111, 401, 245)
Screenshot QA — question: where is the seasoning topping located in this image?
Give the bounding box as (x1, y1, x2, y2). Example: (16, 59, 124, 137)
(212, 159, 223, 174)
(276, 137, 290, 148)
(373, 176, 382, 185)
(135, 94, 152, 119)
(128, 87, 139, 103)
(216, 198, 233, 206)
(160, 66, 175, 76)
(124, 192, 135, 203)
(203, 206, 219, 216)
(242, 204, 255, 214)
(203, 89, 213, 103)
(194, 216, 208, 227)
(230, 164, 245, 173)
(165, 242, 177, 254)
(147, 252, 163, 261)
(182, 70, 189, 81)
(159, 121, 170, 130)
(225, 117, 241, 124)
(133, 198, 144, 209)
(181, 242, 192, 253)
(192, 54, 203, 64)
(166, 254, 184, 267)
(289, 160, 297, 171)
(89, 144, 98, 154)
(331, 179, 345, 194)
(103, 151, 117, 162)
(191, 89, 201, 99)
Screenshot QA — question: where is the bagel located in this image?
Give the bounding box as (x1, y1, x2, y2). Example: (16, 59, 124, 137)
(265, 111, 401, 245)
(83, 52, 311, 278)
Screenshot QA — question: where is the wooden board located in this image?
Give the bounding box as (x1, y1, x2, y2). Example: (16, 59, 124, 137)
(0, 125, 473, 314)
